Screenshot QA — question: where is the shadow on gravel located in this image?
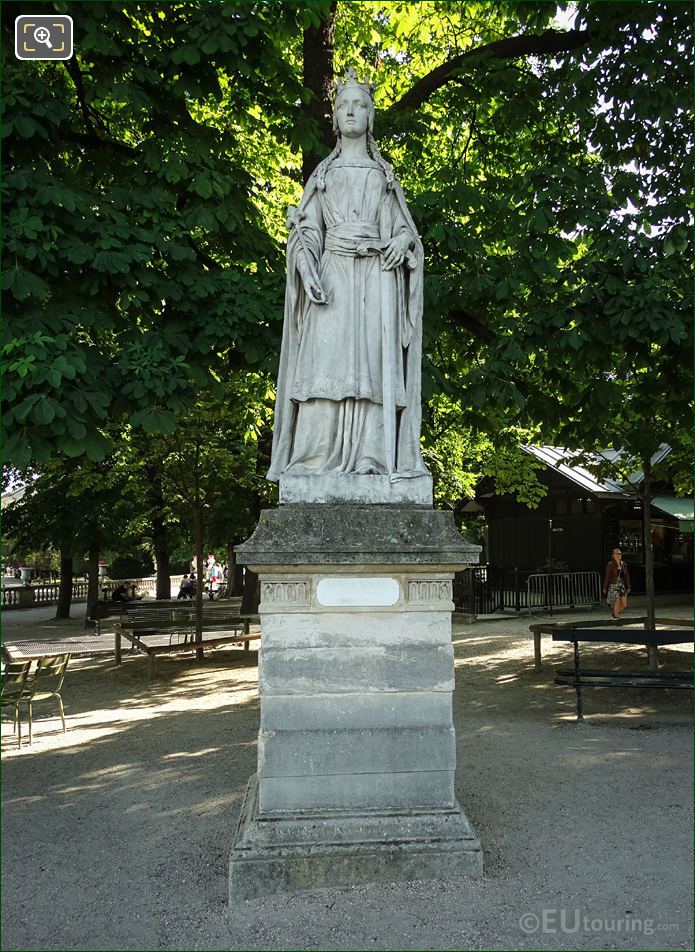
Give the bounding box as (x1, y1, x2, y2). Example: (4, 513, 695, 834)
(2, 676, 259, 951)
(452, 625, 692, 726)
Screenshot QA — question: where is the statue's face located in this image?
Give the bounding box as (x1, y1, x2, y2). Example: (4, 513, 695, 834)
(335, 91, 370, 138)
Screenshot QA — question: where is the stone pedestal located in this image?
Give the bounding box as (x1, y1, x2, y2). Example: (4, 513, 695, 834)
(230, 505, 482, 899)
(17, 585, 35, 608)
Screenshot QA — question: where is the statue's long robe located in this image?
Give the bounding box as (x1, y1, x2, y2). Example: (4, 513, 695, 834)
(267, 158, 427, 480)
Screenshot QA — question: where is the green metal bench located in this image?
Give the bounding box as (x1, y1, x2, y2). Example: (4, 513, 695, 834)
(552, 627, 693, 722)
(529, 615, 692, 671)
(114, 604, 257, 681)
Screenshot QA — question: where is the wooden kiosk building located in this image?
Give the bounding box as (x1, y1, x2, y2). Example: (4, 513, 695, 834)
(469, 445, 693, 597)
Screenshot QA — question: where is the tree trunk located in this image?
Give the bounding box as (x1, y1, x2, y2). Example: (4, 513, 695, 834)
(192, 498, 205, 660)
(641, 456, 657, 635)
(302, 1, 337, 183)
(153, 523, 171, 600)
(84, 537, 100, 628)
(226, 541, 244, 598)
(147, 468, 171, 600)
(55, 552, 74, 619)
(241, 569, 260, 616)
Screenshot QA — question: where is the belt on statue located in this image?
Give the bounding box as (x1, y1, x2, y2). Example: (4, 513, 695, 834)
(324, 227, 416, 268)
(325, 223, 381, 256)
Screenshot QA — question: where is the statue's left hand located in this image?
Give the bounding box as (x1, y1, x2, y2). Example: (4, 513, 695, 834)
(382, 233, 412, 271)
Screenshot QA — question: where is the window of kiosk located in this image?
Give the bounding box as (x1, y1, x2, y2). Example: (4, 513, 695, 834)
(618, 520, 643, 560)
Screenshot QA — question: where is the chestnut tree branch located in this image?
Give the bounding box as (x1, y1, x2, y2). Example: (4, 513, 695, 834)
(388, 27, 599, 115)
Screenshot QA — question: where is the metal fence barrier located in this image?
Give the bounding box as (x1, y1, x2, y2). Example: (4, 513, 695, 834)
(526, 571, 601, 614)
(454, 567, 602, 616)
(453, 567, 537, 614)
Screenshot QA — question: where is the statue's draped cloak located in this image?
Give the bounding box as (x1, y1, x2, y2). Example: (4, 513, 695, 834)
(267, 160, 427, 481)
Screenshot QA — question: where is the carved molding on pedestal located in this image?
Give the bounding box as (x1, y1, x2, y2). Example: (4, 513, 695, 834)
(406, 578, 453, 607)
(260, 579, 310, 611)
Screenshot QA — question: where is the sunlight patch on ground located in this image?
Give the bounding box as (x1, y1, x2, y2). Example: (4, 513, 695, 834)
(162, 747, 221, 760)
(1, 658, 260, 759)
(1, 794, 47, 806)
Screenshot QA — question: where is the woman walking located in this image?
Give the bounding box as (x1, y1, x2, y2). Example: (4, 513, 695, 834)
(603, 548, 631, 619)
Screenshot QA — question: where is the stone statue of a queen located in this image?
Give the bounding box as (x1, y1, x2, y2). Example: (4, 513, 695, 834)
(267, 68, 428, 484)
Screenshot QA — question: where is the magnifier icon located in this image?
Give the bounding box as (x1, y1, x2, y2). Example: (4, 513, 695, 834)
(34, 26, 53, 49)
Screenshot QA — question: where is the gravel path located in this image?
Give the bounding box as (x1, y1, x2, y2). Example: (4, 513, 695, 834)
(2, 601, 692, 951)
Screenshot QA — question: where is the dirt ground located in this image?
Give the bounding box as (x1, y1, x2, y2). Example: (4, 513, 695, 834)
(1, 598, 692, 952)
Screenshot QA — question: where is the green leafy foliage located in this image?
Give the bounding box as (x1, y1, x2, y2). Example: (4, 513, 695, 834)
(3, 0, 691, 518)
(355, 0, 692, 492)
(2, 0, 294, 467)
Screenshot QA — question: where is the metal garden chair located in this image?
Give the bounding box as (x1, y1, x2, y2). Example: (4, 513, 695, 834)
(1, 661, 32, 749)
(20, 654, 70, 745)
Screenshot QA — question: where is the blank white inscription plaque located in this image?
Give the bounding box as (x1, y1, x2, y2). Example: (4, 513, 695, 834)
(316, 577, 400, 607)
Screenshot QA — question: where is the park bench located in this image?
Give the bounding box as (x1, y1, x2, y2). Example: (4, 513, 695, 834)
(114, 601, 259, 681)
(529, 615, 692, 671)
(91, 597, 219, 633)
(552, 627, 693, 722)
(90, 599, 144, 635)
(120, 600, 253, 635)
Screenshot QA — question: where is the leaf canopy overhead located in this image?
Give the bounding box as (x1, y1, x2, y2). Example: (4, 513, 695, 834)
(2, 1, 692, 496)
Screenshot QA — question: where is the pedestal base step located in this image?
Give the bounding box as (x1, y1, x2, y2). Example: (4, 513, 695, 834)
(228, 774, 482, 901)
(279, 474, 433, 506)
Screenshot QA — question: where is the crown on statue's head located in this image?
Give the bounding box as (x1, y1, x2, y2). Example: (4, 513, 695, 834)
(334, 66, 375, 102)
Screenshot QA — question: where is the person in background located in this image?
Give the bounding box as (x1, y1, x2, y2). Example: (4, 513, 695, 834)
(603, 548, 631, 620)
(111, 582, 129, 602)
(177, 574, 193, 600)
(207, 562, 224, 599)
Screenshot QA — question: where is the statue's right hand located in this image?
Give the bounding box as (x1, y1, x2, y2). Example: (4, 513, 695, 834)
(297, 255, 327, 304)
(304, 279, 328, 305)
